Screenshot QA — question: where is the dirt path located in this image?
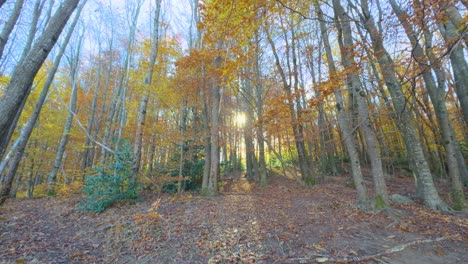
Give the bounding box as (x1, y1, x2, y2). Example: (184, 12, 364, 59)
(1, 176, 467, 263)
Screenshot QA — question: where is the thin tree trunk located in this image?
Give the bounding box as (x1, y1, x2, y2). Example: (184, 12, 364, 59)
(315, 2, 370, 210)
(81, 51, 102, 176)
(255, 68, 268, 186)
(382, 0, 465, 208)
(0, 0, 24, 60)
(333, 0, 388, 205)
(266, 24, 312, 183)
(177, 99, 188, 193)
(133, 0, 161, 182)
(17, 0, 44, 64)
(0, 0, 81, 163)
(207, 55, 222, 194)
(0, 4, 83, 204)
(436, 2, 468, 124)
(47, 29, 84, 191)
(357, 0, 447, 211)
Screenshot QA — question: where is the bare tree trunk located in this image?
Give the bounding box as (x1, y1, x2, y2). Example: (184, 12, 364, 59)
(0, 0, 24, 60)
(290, 23, 313, 183)
(201, 72, 211, 192)
(81, 59, 101, 175)
(47, 29, 84, 192)
(436, 1, 468, 124)
(0, 0, 81, 164)
(207, 55, 222, 195)
(255, 57, 268, 186)
(133, 0, 161, 181)
(303, 26, 337, 176)
(315, 2, 370, 210)
(0, 4, 83, 204)
(357, 0, 447, 211)
(98, 42, 117, 166)
(0, 0, 43, 163)
(177, 99, 188, 193)
(101, 1, 141, 162)
(333, 0, 388, 206)
(240, 67, 257, 180)
(391, 0, 465, 209)
(266, 24, 312, 183)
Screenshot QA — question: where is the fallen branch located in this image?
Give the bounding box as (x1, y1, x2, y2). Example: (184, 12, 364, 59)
(282, 234, 460, 263)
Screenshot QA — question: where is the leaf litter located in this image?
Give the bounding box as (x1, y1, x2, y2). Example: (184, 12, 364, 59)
(0, 175, 466, 263)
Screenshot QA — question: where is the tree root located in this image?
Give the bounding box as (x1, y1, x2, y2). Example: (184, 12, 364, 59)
(282, 234, 460, 263)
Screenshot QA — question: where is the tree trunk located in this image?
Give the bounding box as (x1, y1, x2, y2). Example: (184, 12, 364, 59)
(333, 0, 388, 206)
(436, 2, 468, 124)
(266, 24, 312, 183)
(82, 51, 102, 176)
(0, 0, 81, 163)
(0, 1, 44, 165)
(133, 0, 161, 181)
(207, 55, 222, 195)
(315, 2, 370, 210)
(200, 71, 211, 191)
(0, 0, 24, 60)
(254, 42, 268, 186)
(0, 5, 83, 204)
(392, 0, 466, 207)
(358, 0, 447, 211)
(47, 30, 84, 191)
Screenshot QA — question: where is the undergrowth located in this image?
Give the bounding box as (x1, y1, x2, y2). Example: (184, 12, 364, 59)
(78, 143, 138, 213)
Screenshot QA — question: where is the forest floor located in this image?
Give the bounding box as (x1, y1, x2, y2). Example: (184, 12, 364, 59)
(0, 173, 467, 264)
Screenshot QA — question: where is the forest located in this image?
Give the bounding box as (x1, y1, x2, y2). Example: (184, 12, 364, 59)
(0, 0, 467, 263)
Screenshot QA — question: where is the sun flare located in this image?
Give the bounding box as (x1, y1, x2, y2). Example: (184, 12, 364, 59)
(235, 112, 247, 127)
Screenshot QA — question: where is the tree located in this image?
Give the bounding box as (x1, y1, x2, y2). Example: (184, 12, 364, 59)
(315, 1, 370, 210)
(434, 0, 468, 124)
(0, 2, 84, 205)
(132, 0, 162, 181)
(0, 0, 24, 60)
(265, 5, 313, 183)
(390, 0, 465, 209)
(0, 0, 81, 163)
(47, 25, 85, 192)
(356, 0, 448, 211)
(333, 0, 388, 207)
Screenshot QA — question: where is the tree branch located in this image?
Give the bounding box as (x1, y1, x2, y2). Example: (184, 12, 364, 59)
(282, 234, 460, 263)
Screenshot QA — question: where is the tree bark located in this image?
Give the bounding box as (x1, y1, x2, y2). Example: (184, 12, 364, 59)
(390, 0, 465, 209)
(81, 56, 102, 176)
(133, 0, 161, 180)
(0, 0, 81, 164)
(47, 30, 84, 191)
(265, 23, 312, 183)
(254, 36, 268, 186)
(206, 55, 223, 195)
(436, 1, 468, 124)
(0, 0, 24, 60)
(333, 0, 388, 205)
(0, 4, 83, 204)
(315, 2, 370, 210)
(358, 0, 448, 211)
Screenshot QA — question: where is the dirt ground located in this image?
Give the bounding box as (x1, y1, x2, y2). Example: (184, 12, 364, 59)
(0, 175, 467, 263)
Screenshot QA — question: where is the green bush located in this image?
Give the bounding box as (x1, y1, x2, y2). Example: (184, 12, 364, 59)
(78, 143, 138, 213)
(159, 144, 205, 193)
(304, 177, 316, 186)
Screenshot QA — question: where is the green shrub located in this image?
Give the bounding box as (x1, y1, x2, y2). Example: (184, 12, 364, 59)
(159, 144, 205, 193)
(78, 143, 138, 213)
(304, 177, 316, 186)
